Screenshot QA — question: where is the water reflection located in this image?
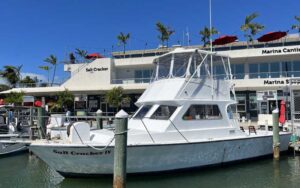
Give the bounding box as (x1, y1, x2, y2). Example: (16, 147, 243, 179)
(1, 154, 300, 188)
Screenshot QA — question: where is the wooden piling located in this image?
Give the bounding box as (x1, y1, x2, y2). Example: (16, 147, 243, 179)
(37, 107, 46, 139)
(272, 108, 280, 159)
(96, 109, 103, 129)
(113, 110, 128, 188)
(29, 107, 34, 140)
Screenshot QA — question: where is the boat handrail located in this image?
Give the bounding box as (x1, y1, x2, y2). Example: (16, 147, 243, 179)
(139, 118, 155, 143)
(168, 119, 189, 143)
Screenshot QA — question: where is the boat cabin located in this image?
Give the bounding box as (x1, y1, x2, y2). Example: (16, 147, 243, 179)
(128, 48, 241, 139)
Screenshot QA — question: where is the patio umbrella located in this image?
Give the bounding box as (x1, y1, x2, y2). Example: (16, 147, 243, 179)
(257, 31, 287, 42)
(34, 100, 42, 107)
(212, 35, 237, 45)
(279, 100, 286, 125)
(85, 53, 104, 59)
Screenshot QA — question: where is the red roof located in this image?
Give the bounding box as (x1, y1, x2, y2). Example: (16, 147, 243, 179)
(257, 31, 287, 42)
(85, 53, 104, 59)
(212, 35, 237, 46)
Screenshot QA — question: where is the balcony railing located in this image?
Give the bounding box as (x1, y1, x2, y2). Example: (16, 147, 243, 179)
(111, 78, 152, 84)
(248, 71, 300, 79)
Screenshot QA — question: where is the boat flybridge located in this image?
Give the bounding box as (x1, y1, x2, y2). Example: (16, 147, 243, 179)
(30, 48, 291, 177)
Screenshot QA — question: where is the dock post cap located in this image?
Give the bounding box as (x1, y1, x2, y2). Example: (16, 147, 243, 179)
(96, 109, 103, 114)
(115, 109, 128, 118)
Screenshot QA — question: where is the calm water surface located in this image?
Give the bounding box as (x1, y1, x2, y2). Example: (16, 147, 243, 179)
(0, 153, 300, 188)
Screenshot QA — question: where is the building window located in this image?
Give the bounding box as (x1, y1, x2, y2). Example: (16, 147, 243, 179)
(249, 93, 257, 110)
(236, 94, 246, 113)
(249, 64, 259, 79)
(293, 61, 300, 77)
(133, 105, 152, 119)
(150, 105, 177, 120)
(230, 64, 245, 79)
(282, 61, 292, 77)
(270, 62, 280, 78)
(259, 63, 269, 78)
(134, 69, 154, 83)
(182, 105, 222, 120)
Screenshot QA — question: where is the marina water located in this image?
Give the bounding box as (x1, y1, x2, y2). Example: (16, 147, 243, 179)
(1, 153, 300, 188)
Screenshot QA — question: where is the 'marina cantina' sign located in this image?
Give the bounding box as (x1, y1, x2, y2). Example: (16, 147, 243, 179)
(264, 79, 300, 85)
(262, 47, 300, 55)
(86, 67, 108, 72)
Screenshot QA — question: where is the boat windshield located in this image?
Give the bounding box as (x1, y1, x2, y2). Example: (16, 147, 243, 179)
(133, 105, 152, 119)
(154, 50, 231, 80)
(150, 105, 177, 120)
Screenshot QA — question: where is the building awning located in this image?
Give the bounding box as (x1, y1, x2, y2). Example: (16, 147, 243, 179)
(0, 86, 65, 96)
(85, 53, 104, 59)
(257, 31, 287, 42)
(212, 35, 238, 45)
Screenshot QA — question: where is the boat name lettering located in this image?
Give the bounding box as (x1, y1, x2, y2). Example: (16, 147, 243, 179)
(53, 149, 111, 155)
(263, 79, 300, 85)
(86, 67, 108, 72)
(262, 47, 300, 55)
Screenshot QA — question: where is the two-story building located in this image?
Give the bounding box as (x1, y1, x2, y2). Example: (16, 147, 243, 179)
(2, 34, 300, 120)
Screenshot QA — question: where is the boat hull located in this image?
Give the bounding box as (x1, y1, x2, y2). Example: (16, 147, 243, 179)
(0, 142, 28, 157)
(30, 133, 291, 177)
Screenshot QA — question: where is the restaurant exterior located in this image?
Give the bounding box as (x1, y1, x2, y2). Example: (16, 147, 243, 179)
(2, 34, 300, 122)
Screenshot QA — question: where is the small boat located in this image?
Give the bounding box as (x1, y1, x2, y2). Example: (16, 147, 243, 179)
(0, 106, 32, 156)
(30, 48, 292, 177)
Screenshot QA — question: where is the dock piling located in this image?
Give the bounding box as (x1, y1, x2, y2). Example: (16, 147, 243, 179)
(37, 107, 46, 139)
(113, 110, 128, 188)
(272, 108, 280, 159)
(96, 109, 103, 129)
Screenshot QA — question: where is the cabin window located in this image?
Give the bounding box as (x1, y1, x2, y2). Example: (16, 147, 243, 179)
(133, 105, 152, 119)
(150, 105, 177, 120)
(182, 105, 222, 120)
(227, 104, 237, 119)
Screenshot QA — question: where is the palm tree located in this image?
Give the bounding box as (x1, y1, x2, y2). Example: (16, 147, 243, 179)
(0, 84, 9, 92)
(4, 91, 24, 105)
(44, 55, 57, 86)
(240, 13, 264, 47)
(19, 76, 37, 87)
(0, 65, 22, 87)
(105, 86, 131, 112)
(69, 52, 76, 64)
(38, 65, 51, 85)
(75, 48, 88, 62)
(292, 16, 300, 33)
(117, 32, 130, 55)
(199, 26, 218, 47)
(156, 22, 175, 47)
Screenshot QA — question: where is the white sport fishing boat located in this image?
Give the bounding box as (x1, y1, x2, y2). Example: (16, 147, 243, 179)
(30, 48, 291, 177)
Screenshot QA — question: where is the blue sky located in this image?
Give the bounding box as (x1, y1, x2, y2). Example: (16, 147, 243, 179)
(0, 0, 299, 82)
